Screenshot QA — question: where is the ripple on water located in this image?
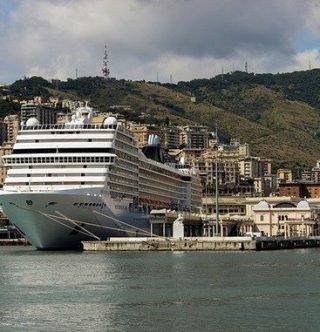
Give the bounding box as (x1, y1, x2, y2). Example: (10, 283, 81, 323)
(1, 247, 320, 331)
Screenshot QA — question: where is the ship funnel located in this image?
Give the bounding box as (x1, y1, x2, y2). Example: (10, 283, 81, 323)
(147, 134, 160, 146)
(143, 134, 163, 162)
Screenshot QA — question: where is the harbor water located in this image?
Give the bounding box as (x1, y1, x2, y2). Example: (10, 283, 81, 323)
(1, 247, 320, 331)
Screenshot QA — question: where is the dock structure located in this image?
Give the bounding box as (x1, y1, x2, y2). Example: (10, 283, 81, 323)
(82, 236, 320, 252)
(82, 237, 255, 251)
(0, 225, 26, 245)
(0, 238, 28, 246)
(256, 236, 320, 250)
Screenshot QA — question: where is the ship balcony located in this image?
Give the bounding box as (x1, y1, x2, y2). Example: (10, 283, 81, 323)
(139, 180, 184, 194)
(139, 187, 187, 201)
(139, 169, 182, 184)
(108, 178, 139, 189)
(5, 175, 107, 184)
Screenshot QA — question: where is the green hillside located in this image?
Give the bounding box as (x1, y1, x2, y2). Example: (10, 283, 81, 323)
(3, 70, 320, 168)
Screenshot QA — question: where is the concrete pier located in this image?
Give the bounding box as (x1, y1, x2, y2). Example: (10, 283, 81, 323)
(82, 236, 320, 251)
(82, 237, 256, 251)
(256, 236, 320, 250)
(0, 238, 29, 246)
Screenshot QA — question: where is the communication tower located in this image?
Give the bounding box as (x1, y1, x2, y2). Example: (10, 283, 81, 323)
(102, 44, 110, 80)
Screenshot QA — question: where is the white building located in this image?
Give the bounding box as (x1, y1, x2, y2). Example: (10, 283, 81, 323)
(251, 200, 319, 237)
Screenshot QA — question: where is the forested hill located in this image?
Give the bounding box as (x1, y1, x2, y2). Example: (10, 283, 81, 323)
(3, 69, 320, 168)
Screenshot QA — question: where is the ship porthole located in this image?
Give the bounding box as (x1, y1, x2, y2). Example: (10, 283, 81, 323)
(26, 200, 33, 206)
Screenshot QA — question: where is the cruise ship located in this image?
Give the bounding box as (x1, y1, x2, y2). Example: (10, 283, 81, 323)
(0, 105, 202, 249)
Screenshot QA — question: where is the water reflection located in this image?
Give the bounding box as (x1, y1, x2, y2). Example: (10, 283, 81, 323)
(1, 248, 320, 331)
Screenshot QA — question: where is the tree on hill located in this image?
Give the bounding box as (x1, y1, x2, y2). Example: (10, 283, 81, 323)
(59, 77, 108, 98)
(10, 76, 52, 100)
(0, 100, 20, 119)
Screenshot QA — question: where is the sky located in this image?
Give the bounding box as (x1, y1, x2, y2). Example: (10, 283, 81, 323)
(1, 0, 320, 84)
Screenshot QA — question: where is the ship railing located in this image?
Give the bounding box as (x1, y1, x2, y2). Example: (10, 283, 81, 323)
(21, 123, 118, 131)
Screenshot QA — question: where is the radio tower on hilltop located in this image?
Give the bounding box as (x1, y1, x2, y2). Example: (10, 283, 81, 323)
(102, 44, 110, 80)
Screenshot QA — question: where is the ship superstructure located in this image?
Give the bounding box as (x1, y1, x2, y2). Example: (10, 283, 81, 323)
(0, 105, 202, 249)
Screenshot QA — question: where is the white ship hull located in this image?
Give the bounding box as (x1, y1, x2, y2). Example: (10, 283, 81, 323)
(0, 189, 150, 249)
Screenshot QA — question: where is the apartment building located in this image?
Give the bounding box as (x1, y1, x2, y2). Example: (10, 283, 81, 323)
(21, 102, 59, 125)
(3, 115, 19, 143)
(238, 156, 262, 179)
(128, 123, 149, 147)
(278, 183, 320, 198)
(277, 168, 293, 184)
(163, 126, 181, 149)
(192, 151, 240, 186)
(0, 122, 7, 146)
(181, 125, 209, 149)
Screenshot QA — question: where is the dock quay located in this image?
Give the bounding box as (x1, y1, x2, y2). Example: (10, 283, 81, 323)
(82, 237, 256, 251)
(82, 236, 320, 251)
(0, 238, 28, 246)
(256, 236, 320, 251)
(0, 226, 27, 246)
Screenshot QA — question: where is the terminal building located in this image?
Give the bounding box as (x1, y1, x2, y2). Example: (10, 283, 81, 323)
(201, 196, 320, 237)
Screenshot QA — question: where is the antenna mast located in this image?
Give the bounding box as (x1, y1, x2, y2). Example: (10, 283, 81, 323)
(102, 44, 110, 80)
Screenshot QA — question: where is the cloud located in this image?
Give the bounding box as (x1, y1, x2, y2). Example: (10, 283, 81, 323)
(284, 49, 320, 72)
(0, 0, 319, 84)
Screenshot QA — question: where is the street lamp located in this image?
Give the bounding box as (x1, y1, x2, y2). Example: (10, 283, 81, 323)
(215, 155, 219, 236)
